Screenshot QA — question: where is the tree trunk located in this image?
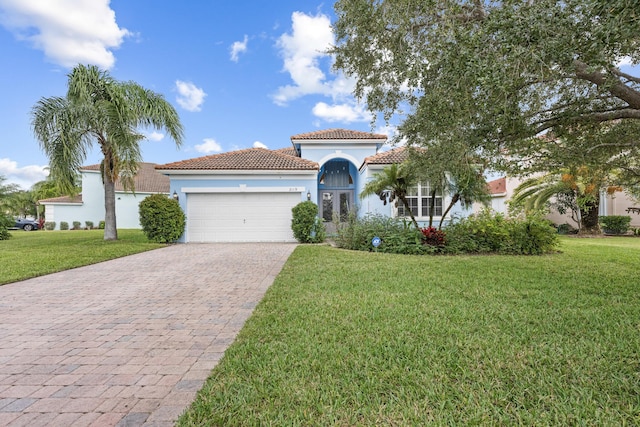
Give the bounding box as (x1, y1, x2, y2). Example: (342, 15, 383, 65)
(399, 196, 420, 229)
(103, 172, 118, 241)
(579, 199, 600, 234)
(428, 189, 436, 227)
(439, 193, 460, 230)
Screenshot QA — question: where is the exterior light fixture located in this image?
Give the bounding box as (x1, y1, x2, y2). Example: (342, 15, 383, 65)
(172, 191, 179, 201)
(307, 191, 311, 200)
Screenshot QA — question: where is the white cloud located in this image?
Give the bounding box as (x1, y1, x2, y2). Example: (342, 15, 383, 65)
(273, 11, 353, 106)
(0, 0, 129, 69)
(617, 56, 638, 68)
(195, 138, 222, 154)
(374, 124, 399, 140)
(144, 131, 164, 142)
(253, 141, 267, 149)
(312, 102, 371, 123)
(0, 158, 49, 190)
(175, 80, 206, 112)
(230, 35, 248, 62)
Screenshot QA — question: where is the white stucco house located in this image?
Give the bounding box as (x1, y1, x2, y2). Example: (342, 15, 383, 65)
(39, 163, 169, 230)
(156, 128, 472, 243)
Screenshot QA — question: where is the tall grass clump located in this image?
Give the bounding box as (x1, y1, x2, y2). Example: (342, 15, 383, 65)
(446, 210, 558, 255)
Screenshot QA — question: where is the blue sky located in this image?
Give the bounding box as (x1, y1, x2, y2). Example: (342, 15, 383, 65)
(0, 0, 393, 190)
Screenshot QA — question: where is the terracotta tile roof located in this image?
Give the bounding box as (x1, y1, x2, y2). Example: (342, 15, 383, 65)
(274, 147, 299, 157)
(81, 162, 169, 193)
(156, 148, 318, 171)
(487, 177, 507, 195)
(364, 147, 410, 165)
(38, 195, 83, 204)
(291, 128, 387, 140)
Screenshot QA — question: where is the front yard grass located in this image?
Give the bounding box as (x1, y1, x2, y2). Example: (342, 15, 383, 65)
(178, 236, 640, 426)
(0, 229, 164, 285)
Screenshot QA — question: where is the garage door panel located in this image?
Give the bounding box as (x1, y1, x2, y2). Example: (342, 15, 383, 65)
(186, 192, 300, 242)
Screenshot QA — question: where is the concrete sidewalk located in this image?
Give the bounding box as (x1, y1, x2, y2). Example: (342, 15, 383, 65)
(0, 243, 297, 426)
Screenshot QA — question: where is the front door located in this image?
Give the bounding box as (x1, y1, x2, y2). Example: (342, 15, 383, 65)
(321, 190, 353, 233)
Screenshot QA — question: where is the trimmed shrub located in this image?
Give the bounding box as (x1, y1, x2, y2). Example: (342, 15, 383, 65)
(60, 221, 69, 230)
(139, 194, 186, 243)
(0, 214, 12, 240)
(85, 221, 94, 229)
(72, 221, 81, 230)
(600, 215, 631, 235)
(44, 221, 56, 231)
(98, 220, 105, 229)
(291, 201, 325, 243)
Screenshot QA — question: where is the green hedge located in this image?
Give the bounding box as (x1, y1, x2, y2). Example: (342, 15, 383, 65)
(600, 216, 631, 235)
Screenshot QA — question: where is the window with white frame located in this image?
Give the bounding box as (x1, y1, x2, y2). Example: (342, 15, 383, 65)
(396, 183, 443, 217)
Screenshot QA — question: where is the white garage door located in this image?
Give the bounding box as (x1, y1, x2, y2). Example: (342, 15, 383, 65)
(187, 192, 300, 242)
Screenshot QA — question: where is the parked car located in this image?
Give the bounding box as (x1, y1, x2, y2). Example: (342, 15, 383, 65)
(11, 218, 40, 231)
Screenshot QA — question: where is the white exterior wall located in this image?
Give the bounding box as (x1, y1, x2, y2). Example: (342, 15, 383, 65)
(42, 171, 164, 230)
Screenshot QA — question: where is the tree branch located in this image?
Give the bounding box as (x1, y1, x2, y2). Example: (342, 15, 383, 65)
(522, 96, 619, 120)
(586, 141, 640, 153)
(574, 60, 640, 109)
(532, 108, 640, 134)
(611, 68, 640, 84)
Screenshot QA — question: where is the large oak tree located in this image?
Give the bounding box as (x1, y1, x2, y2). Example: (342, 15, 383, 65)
(332, 0, 640, 169)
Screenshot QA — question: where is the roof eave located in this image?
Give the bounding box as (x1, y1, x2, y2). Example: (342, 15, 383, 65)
(156, 168, 318, 175)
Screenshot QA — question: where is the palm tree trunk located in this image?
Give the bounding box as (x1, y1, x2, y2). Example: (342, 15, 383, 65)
(439, 193, 460, 230)
(103, 172, 118, 241)
(399, 196, 420, 229)
(579, 198, 600, 234)
(428, 189, 437, 227)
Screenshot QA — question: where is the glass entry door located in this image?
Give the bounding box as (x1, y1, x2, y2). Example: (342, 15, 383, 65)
(321, 190, 353, 223)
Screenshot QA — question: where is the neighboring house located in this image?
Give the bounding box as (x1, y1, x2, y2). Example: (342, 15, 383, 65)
(39, 163, 169, 230)
(475, 176, 520, 214)
(156, 128, 472, 243)
(479, 176, 640, 228)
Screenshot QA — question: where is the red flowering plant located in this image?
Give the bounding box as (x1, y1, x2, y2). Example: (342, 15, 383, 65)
(420, 226, 446, 247)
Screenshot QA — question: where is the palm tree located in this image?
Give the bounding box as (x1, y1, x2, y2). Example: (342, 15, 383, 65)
(360, 162, 420, 229)
(407, 143, 490, 229)
(511, 167, 605, 233)
(32, 64, 184, 240)
(437, 167, 491, 229)
(31, 177, 77, 221)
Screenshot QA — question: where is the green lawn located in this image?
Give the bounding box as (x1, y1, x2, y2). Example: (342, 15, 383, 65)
(178, 237, 640, 426)
(0, 229, 164, 285)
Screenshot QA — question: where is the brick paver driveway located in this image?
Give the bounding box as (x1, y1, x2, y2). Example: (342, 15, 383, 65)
(0, 243, 297, 426)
